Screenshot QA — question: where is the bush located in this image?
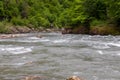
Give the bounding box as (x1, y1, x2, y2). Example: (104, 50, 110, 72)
(29, 14, 50, 28)
(0, 21, 10, 33)
(91, 19, 107, 26)
(11, 17, 29, 26)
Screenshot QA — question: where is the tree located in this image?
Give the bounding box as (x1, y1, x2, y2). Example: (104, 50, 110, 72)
(0, 1, 4, 20)
(83, 0, 107, 20)
(106, 0, 120, 26)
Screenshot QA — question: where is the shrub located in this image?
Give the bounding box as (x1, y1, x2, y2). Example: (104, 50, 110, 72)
(29, 14, 50, 28)
(0, 21, 10, 33)
(11, 17, 29, 26)
(91, 19, 107, 26)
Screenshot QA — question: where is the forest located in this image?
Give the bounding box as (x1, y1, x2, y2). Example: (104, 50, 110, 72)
(0, 0, 120, 34)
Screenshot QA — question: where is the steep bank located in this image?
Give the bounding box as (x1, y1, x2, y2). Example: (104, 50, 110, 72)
(0, 23, 35, 34)
(7, 26, 35, 34)
(0, 23, 60, 34)
(62, 26, 120, 35)
(90, 26, 120, 35)
(1, 22, 120, 36)
(0, 25, 36, 39)
(0, 25, 55, 34)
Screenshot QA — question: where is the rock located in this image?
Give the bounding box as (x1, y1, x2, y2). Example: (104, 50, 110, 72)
(24, 61, 33, 65)
(8, 26, 35, 34)
(0, 34, 27, 39)
(66, 76, 82, 80)
(22, 75, 82, 80)
(22, 76, 42, 80)
(0, 34, 14, 39)
(36, 35, 43, 38)
(62, 28, 72, 34)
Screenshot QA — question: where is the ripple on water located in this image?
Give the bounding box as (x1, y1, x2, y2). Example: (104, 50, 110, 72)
(52, 39, 69, 43)
(1, 47, 33, 54)
(97, 50, 104, 55)
(0, 33, 120, 80)
(107, 43, 120, 47)
(90, 42, 110, 49)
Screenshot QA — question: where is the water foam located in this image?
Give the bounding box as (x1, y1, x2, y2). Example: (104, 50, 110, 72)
(116, 53, 120, 56)
(28, 37, 40, 39)
(53, 39, 69, 43)
(92, 43, 110, 49)
(5, 47, 32, 54)
(97, 50, 104, 55)
(107, 43, 120, 47)
(13, 62, 27, 66)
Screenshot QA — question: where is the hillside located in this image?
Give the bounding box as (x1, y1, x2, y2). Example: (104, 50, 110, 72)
(0, 0, 120, 35)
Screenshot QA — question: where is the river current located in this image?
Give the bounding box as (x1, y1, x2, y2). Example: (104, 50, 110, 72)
(0, 32, 120, 80)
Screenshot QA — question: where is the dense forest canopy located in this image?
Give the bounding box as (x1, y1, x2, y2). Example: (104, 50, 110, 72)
(0, 0, 120, 29)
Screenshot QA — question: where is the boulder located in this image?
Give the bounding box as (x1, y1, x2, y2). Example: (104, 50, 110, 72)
(22, 76, 43, 80)
(66, 76, 83, 80)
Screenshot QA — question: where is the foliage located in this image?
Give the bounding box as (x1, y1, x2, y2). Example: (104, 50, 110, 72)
(0, 0, 120, 30)
(0, 20, 11, 33)
(11, 16, 29, 26)
(83, 0, 107, 20)
(105, 0, 120, 26)
(90, 19, 107, 26)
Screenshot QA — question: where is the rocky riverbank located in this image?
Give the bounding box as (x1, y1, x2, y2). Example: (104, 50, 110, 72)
(0, 25, 60, 39)
(1, 24, 120, 39)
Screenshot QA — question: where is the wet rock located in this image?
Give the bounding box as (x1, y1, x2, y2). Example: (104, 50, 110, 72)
(62, 28, 72, 34)
(66, 76, 82, 80)
(24, 61, 33, 65)
(0, 34, 27, 39)
(0, 34, 14, 39)
(22, 76, 43, 80)
(36, 35, 43, 38)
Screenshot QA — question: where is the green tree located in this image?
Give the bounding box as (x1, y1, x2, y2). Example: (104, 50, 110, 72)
(0, 1, 4, 20)
(106, 0, 120, 26)
(83, 0, 107, 20)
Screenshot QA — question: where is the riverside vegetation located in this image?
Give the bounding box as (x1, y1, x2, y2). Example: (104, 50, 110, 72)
(0, 0, 120, 35)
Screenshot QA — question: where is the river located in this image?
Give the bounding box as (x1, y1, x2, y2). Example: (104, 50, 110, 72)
(0, 32, 120, 80)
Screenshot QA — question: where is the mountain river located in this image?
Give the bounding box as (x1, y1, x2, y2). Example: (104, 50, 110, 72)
(0, 32, 120, 80)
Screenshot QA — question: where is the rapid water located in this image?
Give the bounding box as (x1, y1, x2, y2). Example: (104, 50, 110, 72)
(0, 32, 120, 80)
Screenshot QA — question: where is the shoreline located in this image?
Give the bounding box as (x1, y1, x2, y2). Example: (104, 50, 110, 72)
(0, 27, 61, 39)
(0, 25, 120, 39)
